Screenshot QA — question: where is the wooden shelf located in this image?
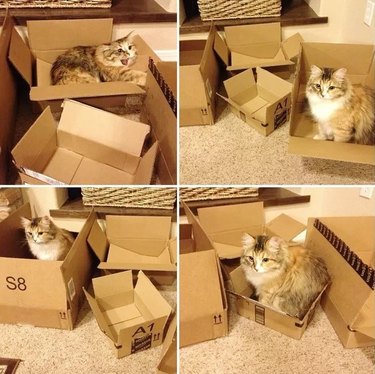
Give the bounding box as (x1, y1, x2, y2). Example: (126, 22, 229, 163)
(0, 0, 177, 25)
(180, 0, 328, 34)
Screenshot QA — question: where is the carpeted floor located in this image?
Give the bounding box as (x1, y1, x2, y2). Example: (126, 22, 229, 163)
(179, 100, 375, 185)
(180, 295, 375, 374)
(0, 285, 176, 374)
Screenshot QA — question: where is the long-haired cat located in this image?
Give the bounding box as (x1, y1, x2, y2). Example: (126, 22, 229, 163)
(21, 216, 75, 261)
(306, 65, 375, 145)
(241, 234, 330, 319)
(51, 33, 147, 87)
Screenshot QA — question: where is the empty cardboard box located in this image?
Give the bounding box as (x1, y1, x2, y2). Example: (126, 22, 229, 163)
(8, 18, 159, 113)
(218, 67, 292, 135)
(84, 270, 172, 358)
(289, 42, 375, 165)
(0, 203, 95, 329)
(87, 214, 177, 285)
(12, 99, 158, 185)
(214, 22, 302, 72)
(305, 216, 375, 348)
(180, 25, 220, 126)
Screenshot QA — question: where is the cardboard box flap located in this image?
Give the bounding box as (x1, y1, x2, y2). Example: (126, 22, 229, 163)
(87, 219, 109, 262)
(183, 201, 215, 251)
(281, 32, 303, 60)
(83, 288, 116, 343)
(214, 31, 230, 66)
(169, 238, 177, 264)
(213, 242, 243, 259)
(132, 35, 161, 64)
(8, 28, 33, 86)
(223, 69, 256, 100)
(92, 271, 133, 299)
(351, 292, 375, 339)
(135, 271, 172, 317)
(157, 314, 176, 374)
(266, 214, 306, 242)
(230, 265, 254, 297)
(133, 141, 158, 184)
(98, 261, 176, 272)
(58, 100, 150, 158)
(256, 67, 293, 97)
(27, 18, 113, 52)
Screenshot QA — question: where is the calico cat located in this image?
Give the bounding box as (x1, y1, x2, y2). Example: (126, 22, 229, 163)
(241, 234, 330, 319)
(21, 216, 75, 261)
(50, 33, 147, 87)
(306, 65, 375, 145)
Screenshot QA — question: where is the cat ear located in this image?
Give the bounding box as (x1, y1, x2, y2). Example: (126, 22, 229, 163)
(333, 68, 347, 81)
(242, 233, 256, 248)
(268, 236, 285, 253)
(116, 31, 134, 43)
(40, 216, 51, 226)
(20, 217, 30, 227)
(310, 65, 322, 78)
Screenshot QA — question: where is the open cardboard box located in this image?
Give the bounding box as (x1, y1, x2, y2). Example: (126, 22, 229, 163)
(218, 67, 292, 136)
(0, 203, 95, 329)
(180, 202, 228, 347)
(87, 214, 176, 286)
(214, 22, 302, 72)
(0, 15, 17, 183)
(157, 314, 177, 374)
(11, 99, 158, 185)
(180, 25, 220, 126)
(305, 216, 375, 348)
(289, 42, 375, 165)
(8, 18, 160, 113)
(83, 270, 172, 358)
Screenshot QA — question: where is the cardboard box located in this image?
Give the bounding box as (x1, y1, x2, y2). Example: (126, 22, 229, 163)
(87, 214, 177, 286)
(8, 18, 161, 113)
(142, 60, 177, 184)
(218, 67, 292, 136)
(289, 42, 375, 165)
(196, 202, 305, 260)
(214, 22, 302, 72)
(83, 270, 172, 358)
(180, 202, 228, 347)
(157, 314, 177, 374)
(0, 203, 95, 329)
(305, 216, 375, 348)
(11, 99, 158, 185)
(180, 25, 220, 126)
(0, 15, 17, 183)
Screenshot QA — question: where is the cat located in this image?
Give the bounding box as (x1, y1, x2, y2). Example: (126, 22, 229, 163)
(50, 33, 147, 87)
(240, 234, 330, 319)
(306, 65, 375, 145)
(21, 216, 75, 261)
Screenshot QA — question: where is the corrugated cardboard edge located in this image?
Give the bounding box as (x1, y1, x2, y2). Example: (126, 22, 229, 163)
(157, 313, 177, 374)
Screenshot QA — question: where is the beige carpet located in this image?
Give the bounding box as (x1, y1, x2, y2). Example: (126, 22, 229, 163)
(180, 295, 375, 374)
(179, 100, 374, 185)
(0, 285, 176, 374)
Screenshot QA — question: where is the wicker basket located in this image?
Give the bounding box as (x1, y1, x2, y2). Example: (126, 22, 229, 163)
(0, 0, 111, 8)
(197, 0, 281, 21)
(180, 187, 259, 202)
(81, 188, 177, 210)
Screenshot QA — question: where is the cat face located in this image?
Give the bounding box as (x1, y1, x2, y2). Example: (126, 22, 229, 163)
(21, 216, 55, 244)
(241, 234, 286, 274)
(306, 65, 348, 100)
(99, 33, 138, 68)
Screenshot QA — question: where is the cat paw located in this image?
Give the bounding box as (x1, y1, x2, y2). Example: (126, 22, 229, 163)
(313, 134, 326, 140)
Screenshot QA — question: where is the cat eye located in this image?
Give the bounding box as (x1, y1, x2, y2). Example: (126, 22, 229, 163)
(117, 48, 123, 53)
(128, 45, 133, 50)
(329, 86, 335, 90)
(262, 258, 269, 263)
(247, 256, 254, 261)
(315, 84, 321, 89)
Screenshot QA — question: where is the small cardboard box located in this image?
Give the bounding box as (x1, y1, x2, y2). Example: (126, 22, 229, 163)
(214, 22, 302, 72)
(0, 15, 17, 183)
(8, 18, 159, 113)
(218, 67, 292, 136)
(83, 270, 172, 358)
(180, 25, 220, 126)
(11, 99, 158, 185)
(180, 202, 228, 347)
(0, 203, 95, 329)
(87, 214, 176, 286)
(289, 42, 375, 165)
(157, 314, 177, 374)
(305, 216, 375, 348)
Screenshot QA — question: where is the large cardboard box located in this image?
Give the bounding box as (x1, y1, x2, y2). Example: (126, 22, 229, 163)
(84, 270, 172, 358)
(218, 67, 292, 136)
(87, 214, 177, 286)
(180, 202, 228, 347)
(180, 25, 220, 126)
(289, 42, 375, 165)
(11, 99, 158, 185)
(214, 22, 302, 72)
(8, 18, 159, 113)
(157, 314, 177, 374)
(305, 216, 375, 348)
(0, 203, 95, 329)
(142, 60, 177, 184)
(0, 15, 17, 183)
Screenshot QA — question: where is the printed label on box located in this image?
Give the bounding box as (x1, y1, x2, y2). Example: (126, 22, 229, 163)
(255, 305, 265, 325)
(131, 333, 152, 353)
